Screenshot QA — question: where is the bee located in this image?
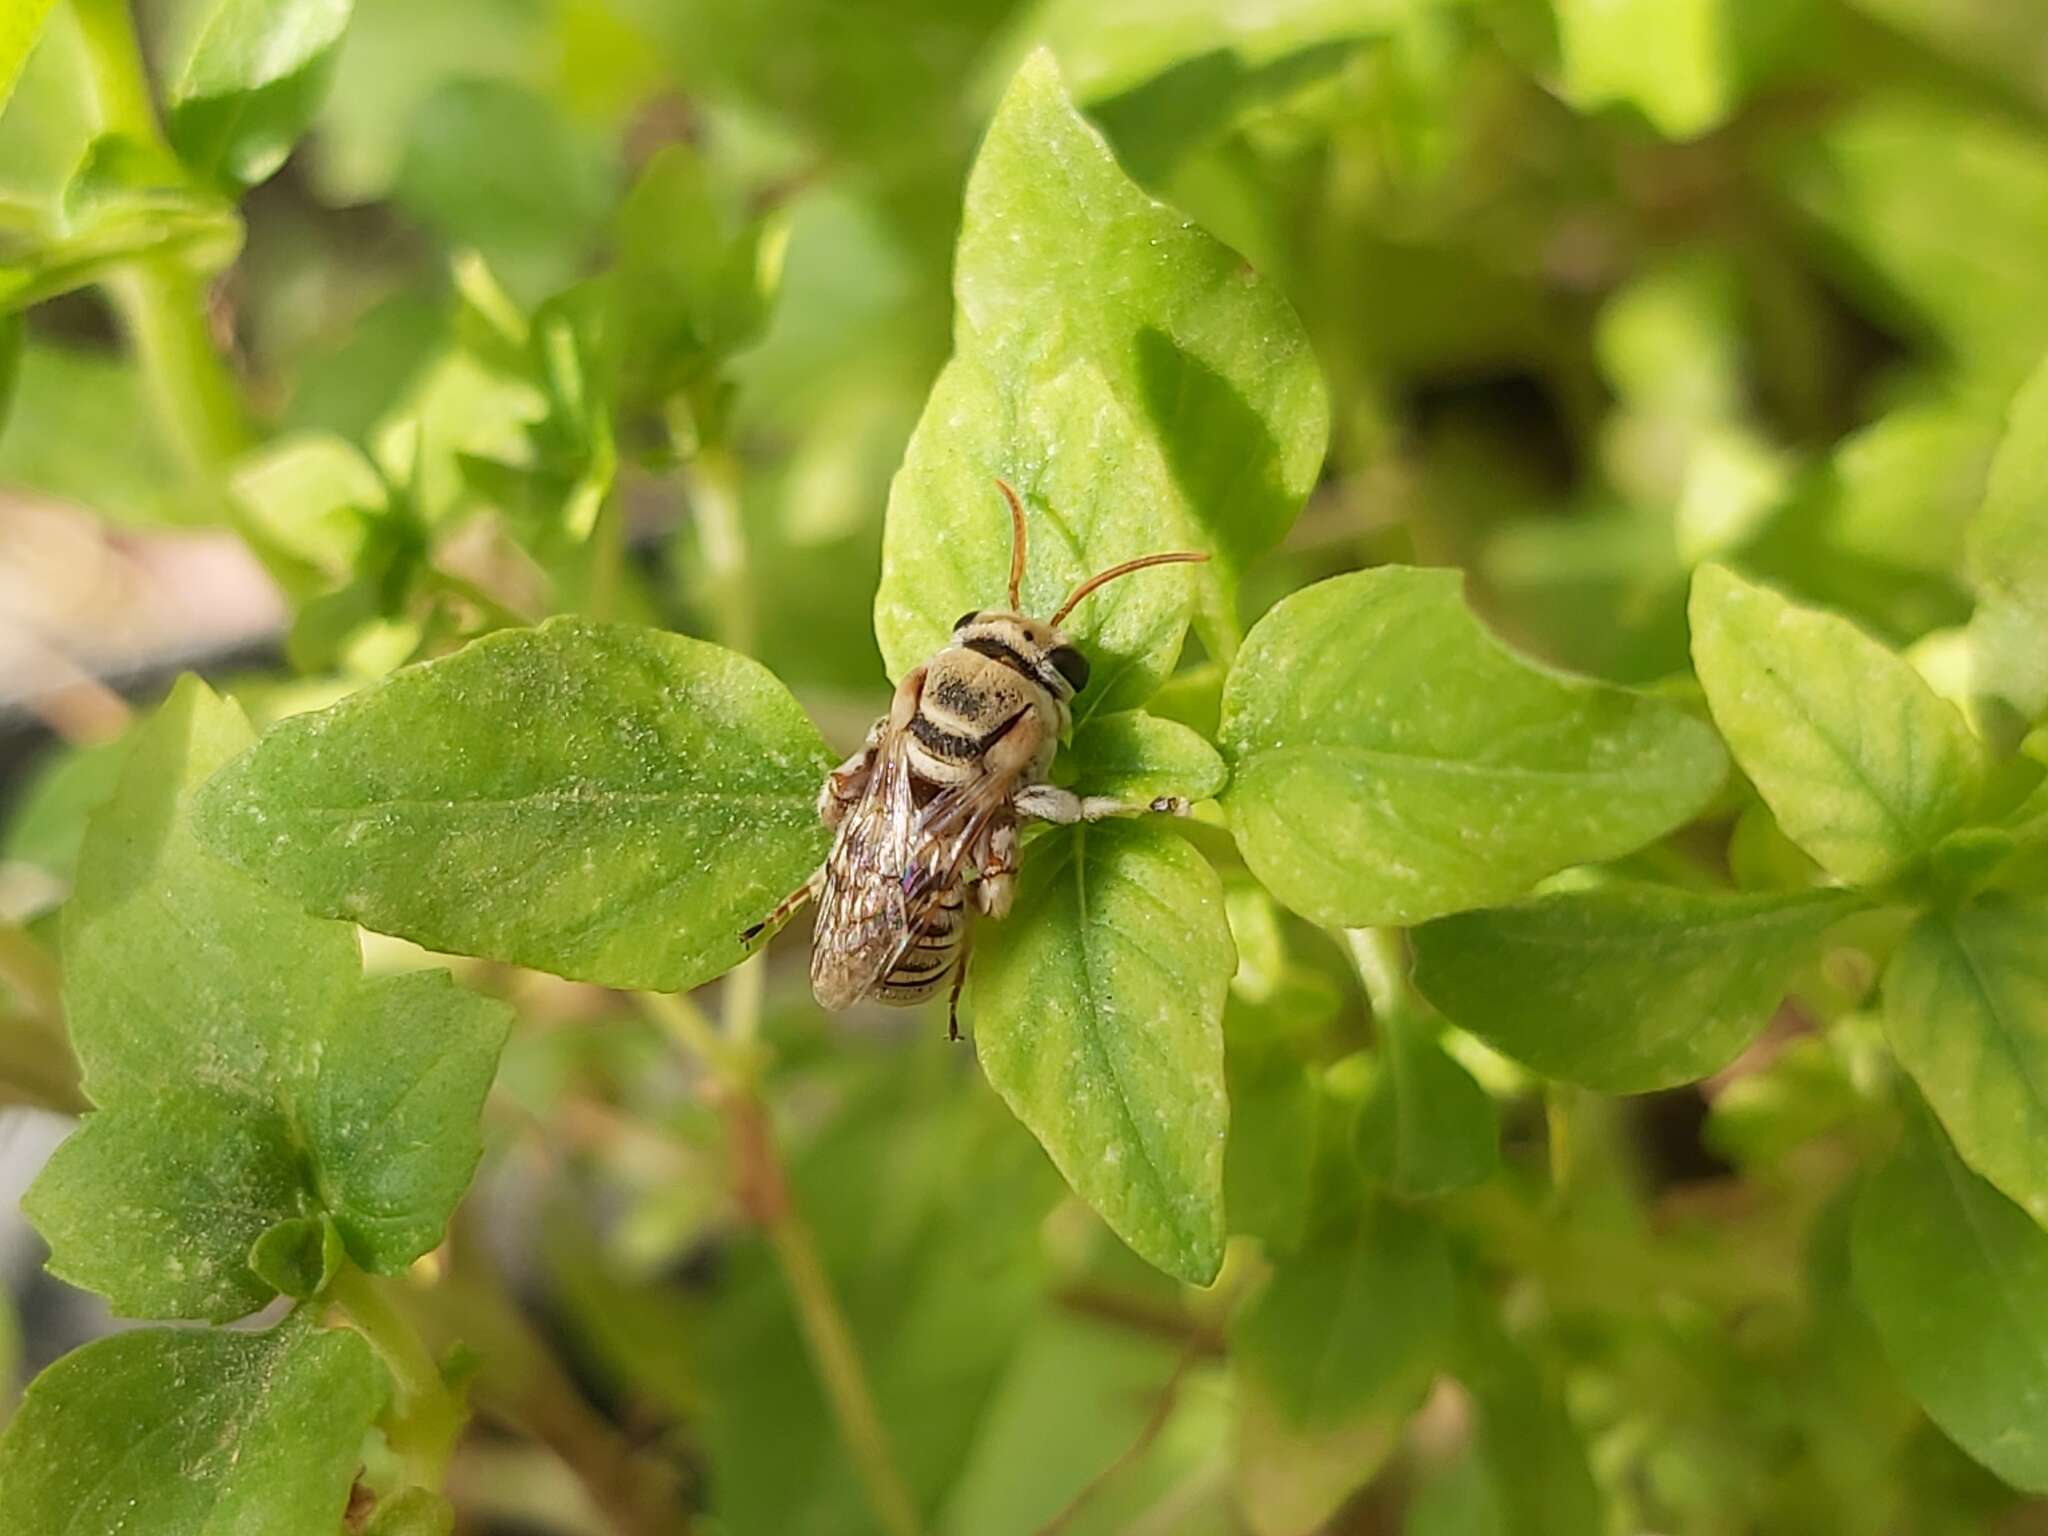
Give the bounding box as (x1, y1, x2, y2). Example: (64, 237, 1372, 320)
(741, 481, 1206, 1038)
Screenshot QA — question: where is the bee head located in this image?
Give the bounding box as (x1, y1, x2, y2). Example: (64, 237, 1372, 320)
(952, 609, 1091, 698)
(962, 479, 1204, 705)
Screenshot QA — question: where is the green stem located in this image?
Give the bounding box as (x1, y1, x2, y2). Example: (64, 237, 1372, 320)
(330, 1265, 466, 1488)
(644, 987, 920, 1536)
(762, 1189, 923, 1536)
(683, 446, 753, 654)
(1342, 926, 1413, 1023)
(73, 0, 251, 475)
(105, 265, 250, 470)
(72, 0, 161, 145)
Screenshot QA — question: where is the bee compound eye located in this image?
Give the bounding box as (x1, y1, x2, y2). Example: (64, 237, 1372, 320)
(1047, 644, 1090, 692)
(954, 609, 981, 632)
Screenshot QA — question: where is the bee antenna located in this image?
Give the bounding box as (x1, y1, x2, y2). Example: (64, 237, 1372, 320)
(995, 479, 1028, 611)
(1049, 550, 1209, 628)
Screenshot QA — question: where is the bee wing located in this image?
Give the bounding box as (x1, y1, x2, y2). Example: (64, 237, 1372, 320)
(810, 726, 1027, 1009)
(811, 726, 921, 1008)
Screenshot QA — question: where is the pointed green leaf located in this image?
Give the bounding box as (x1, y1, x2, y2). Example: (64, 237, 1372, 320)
(972, 821, 1233, 1284)
(1411, 884, 1863, 1093)
(307, 969, 509, 1269)
(876, 353, 1198, 720)
(1232, 1199, 1454, 1427)
(1355, 1011, 1499, 1196)
(163, 0, 356, 189)
(1884, 897, 2048, 1229)
(0, 1319, 385, 1533)
(1067, 709, 1227, 804)
(196, 617, 834, 992)
(880, 48, 1326, 657)
(62, 677, 358, 1110)
(962, 51, 1326, 576)
(1691, 563, 1984, 886)
(28, 678, 510, 1317)
(0, 0, 57, 118)
(1220, 568, 1727, 928)
(1967, 353, 2048, 735)
(25, 1089, 303, 1322)
(1853, 1107, 2048, 1492)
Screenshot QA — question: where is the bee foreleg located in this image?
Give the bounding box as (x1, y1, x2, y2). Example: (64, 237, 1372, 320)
(817, 721, 886, 828)
(1012, 784, 1194, 824)
(739, 867, 824, 946)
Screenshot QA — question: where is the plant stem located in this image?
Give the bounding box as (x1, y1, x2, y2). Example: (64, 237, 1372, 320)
(329, 1264, 466, 1488)
(682, 446, 753, 654)
(752, 1134, 923, 1536)
(654, 988, 923, 1536)
(73, 0, 250, 475)
(394, 1222, 692, 1536)
(1343, 926, 1413, 1023)
(661, 424, 914, 1534)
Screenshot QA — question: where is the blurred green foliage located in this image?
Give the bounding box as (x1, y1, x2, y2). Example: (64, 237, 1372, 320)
(2, 0, 2048, 1533)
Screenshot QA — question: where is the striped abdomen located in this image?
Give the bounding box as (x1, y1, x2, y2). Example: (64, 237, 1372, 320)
(872, 882, 966, 1004)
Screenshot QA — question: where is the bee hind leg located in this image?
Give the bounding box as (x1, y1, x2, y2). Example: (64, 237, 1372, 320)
(739, 868, 824, 947)
(1012, 785, 1193, 824)
(947, 929, 974, 1043)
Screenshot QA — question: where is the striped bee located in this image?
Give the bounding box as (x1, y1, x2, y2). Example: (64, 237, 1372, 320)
(741, 481, 1205, 1037)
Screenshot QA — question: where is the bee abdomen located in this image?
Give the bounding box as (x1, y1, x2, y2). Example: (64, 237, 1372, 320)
(876, 931, 961, 1002)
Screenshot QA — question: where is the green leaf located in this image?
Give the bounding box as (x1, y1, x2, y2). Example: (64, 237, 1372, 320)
(1226, 1035, 1325, 1252)
(1234, 1373, 1408, 1536)
(307, 969, 508, 1269)
(0, 341, 210, 525)
(1232, 1199, 1453, 1427)
(1219, 567, 1727, 929)
(1354, 1010, 1499, 1196)
(1410, 884, 1863, 1093)
(1, 732, 129, 881)
(228, 430, 387, 595)
(0, 0, 57, 118)
(248, 1215, 346, 1300)
(609, 141, 777, 413)
(0, 133, 242, 313)
(162, 0, 356, 188)
(1785, 96, 2048, 390)
(394, 78, 613, 303)
(1852, 1106, 2048, 1492)
(876, 352, 1199, 721)
(1966, 352, 2048, 736)
(1883, 897, 2048, 1229)
(1552, 0, 1738, 138)
(0, 1319, 385, 1533)
(1690, 563, 1985, 886)
(972, 821, 1233, 1284)
(1066, 709, 1227, 803)
(911, 48, 1328, 641)
(62, 677, 359, 1110)
(196, 618, 835, 993)
(26, 1091, 305, 1320)
(30, 678, 510, 1317)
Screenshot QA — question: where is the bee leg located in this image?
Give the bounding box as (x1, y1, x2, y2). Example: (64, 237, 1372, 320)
(739, 867, 823, 946)
(818, 721, 886, 828)
(1012, 785, 1195, 824)
(947, 929, 974, 1043)
(971, 822, 1016, 920)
